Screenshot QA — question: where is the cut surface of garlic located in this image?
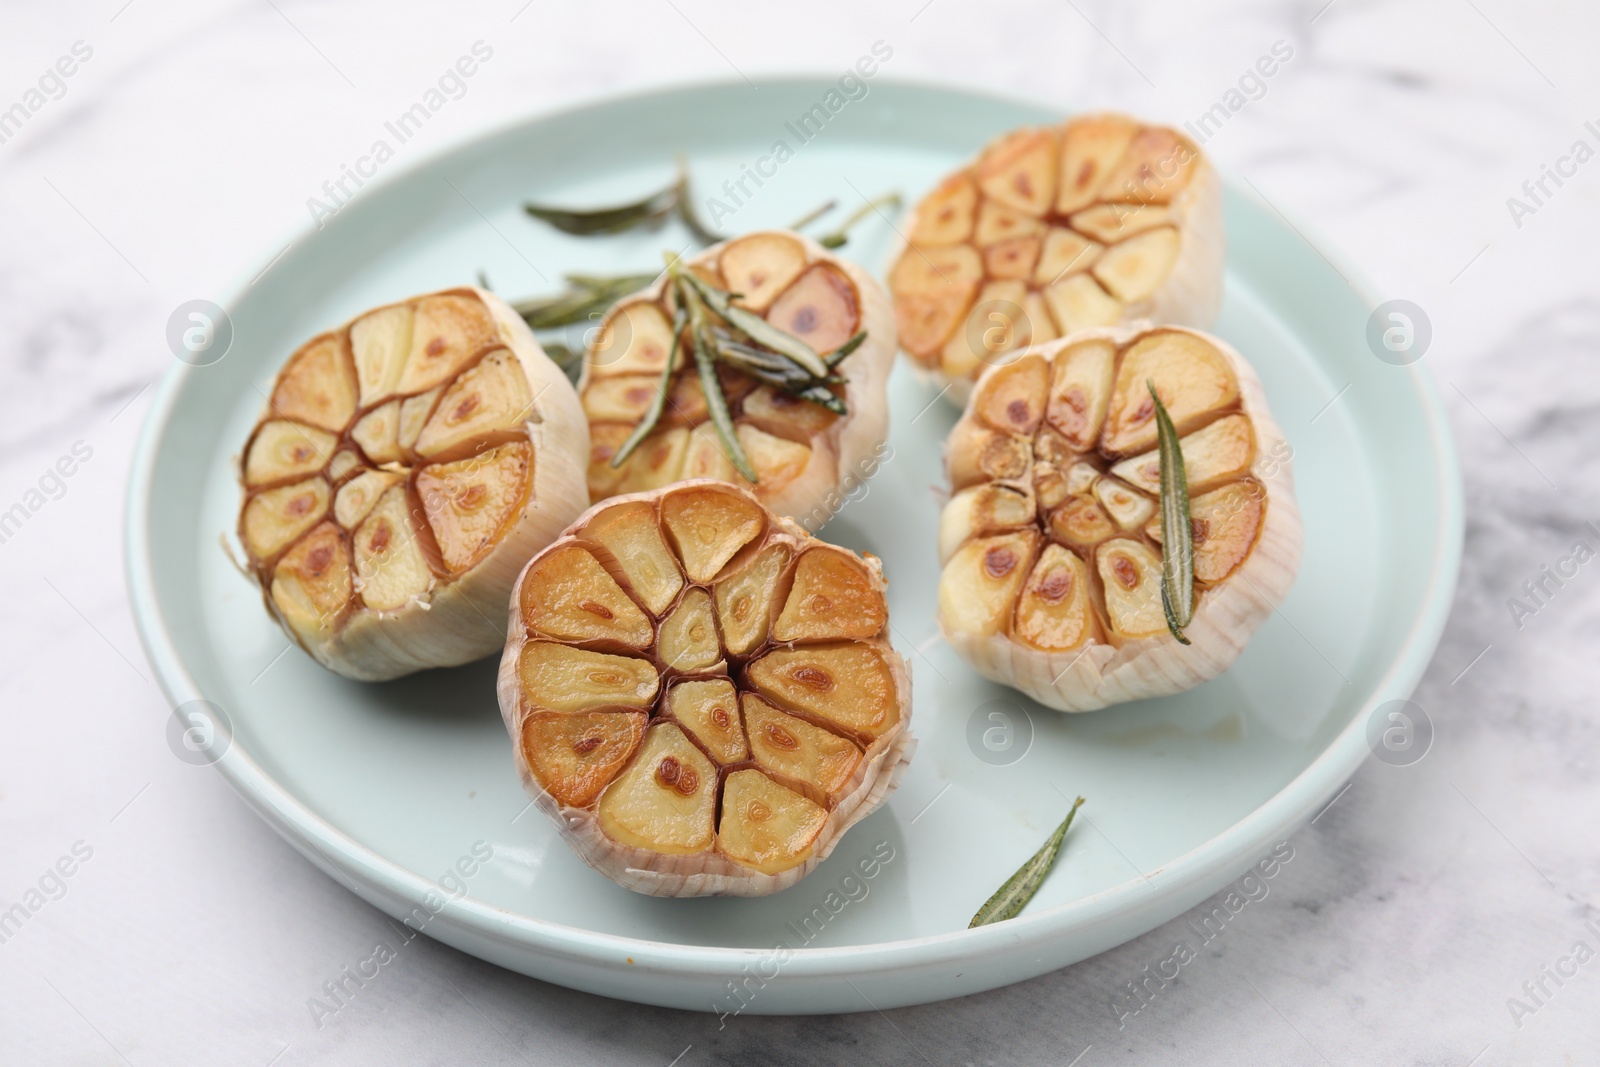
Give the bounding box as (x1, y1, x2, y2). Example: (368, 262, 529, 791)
(238, 287, 589, 681)
(497, 480, 915, 896)
(581, 231, 896, 530)
(890, 114, 1225, 404)
(937, 326, 1302, 712)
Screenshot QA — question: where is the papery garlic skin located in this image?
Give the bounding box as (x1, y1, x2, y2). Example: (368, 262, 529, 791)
(498, 480, 915, 897)
(937, 326, 1302, 712)
(238, 287, 589, 681)
(580, 231, 896, 530)
(890, 114, 1225, 407)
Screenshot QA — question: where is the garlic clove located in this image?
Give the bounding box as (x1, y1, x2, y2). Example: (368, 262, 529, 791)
(521, 710, 647, 809)
(1102, 328, 1240, 455)
(908, 174, 978, 245)
(579, 499, 683, 616)
(590, 300, 677, 378)
(245, 421, 338, 487)
(1096, 538, 1168, 639)
(666, 678, 747, 764)
(772, 546, 887, 643)
(938, 483, 1037, 565)
(719, 232, 808, 313)
(742, 693, 863, 804)
(717, 769, 829, 875)
(976, 129, 1059, 216)
(1056, 113, 1140, 215)
(271, 335, 357, 433)
(350, 303, 414, 407)
(1111, 413, 1255, 495)
(657, 587, 724, 673)
(518, 543, 653, 648)
(937, 530, 1038, 637)
(1013, 543, 1101, 652)
(1092, 227, 1181, 303)
(714, 542, 791, 656)
(518, 641, 659, 712)
(596, 722, 718, 855)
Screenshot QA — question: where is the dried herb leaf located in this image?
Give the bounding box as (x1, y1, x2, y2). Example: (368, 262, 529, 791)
(818, 192, 903, 249)
(788, 199, 838, 231)
(676, 269, 830, 379)
(514, 273, 660, 330)
(824, 331, 867, 368)
(970, 796, 1086, 928)
(677, 279, 756, 481)
(524, 184, 678, 236)
(542, 342, 583, 386)
(610, 306, 686, 469)
(673, 157, 724, 246)
(1150, 381, 1195, 644)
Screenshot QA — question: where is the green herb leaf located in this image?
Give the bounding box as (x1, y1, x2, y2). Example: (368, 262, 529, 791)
(673, 157, 724, 247)
(1149, 381, 1195, 644)
(787, 199, 838, 232)
(610, 306, 686, 468)
(674, 268, 831, 379)
(523, 183, 678, 236)
(541, 342, 583, 386)
(514, 272, 660, 330)
(676, 279, 757, 481)
(823, 330, 867, 368)
(969, 796, 1086, 928)
(818, 192, 903, 249)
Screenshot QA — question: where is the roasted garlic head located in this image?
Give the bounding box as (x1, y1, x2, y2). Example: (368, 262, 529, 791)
(498, 480, 914, 896)
(891, 114, 1224, 403)
(580, 231, 895, 530)
(937, 327, 1302, 711)
(238, 287, 589, 681)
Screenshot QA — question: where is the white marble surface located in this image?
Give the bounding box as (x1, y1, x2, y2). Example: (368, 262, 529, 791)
(2, 0, 1598, 1063)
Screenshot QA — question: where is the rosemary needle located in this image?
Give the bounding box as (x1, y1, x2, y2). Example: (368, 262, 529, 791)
(970, 797, 1087, 928)
(1150, 381, 1195, 644)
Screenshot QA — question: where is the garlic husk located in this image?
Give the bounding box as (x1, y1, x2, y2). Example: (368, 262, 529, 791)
(497, 479, 915, 896)
(238, 287, 590, 681)
(938, 325, 1302, 712)
(580, 231, 896, 530)
(889, 113, 1225, 408)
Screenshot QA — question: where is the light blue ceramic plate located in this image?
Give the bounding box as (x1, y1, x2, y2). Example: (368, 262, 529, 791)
(125, 80, 1462, 1014)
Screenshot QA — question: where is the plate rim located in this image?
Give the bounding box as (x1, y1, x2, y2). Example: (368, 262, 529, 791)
(123, 76, 1464, 986)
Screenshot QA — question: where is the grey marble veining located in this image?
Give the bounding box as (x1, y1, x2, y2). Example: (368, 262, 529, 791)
(2, 0, 1597, 1063)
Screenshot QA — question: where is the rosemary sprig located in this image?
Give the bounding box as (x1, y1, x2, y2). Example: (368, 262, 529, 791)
(675, 272, 757, 480)
(818, 192, 902, 249)
(542, 341, 583, 386)
(513, 272, 659, 330)
(787, 199, 838, 231)
(1150, 381, 1195, 645)
(523, 158, 723, 246)
(524, 183, 678, 236)
(610, 306, 686, 469)
(970, 796, 1086, 928)
(824, 331, 867, 368)
(673, 156, 724, 246)
(676, 269, 831, 379)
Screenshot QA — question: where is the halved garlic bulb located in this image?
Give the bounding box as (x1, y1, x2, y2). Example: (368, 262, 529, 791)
(497, 480, 914, 896)
(581, 231, 895, 528)
(238, 287, 589, 681)
(937, 326, 1302, 711)
(890, 114, 1224, 404)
